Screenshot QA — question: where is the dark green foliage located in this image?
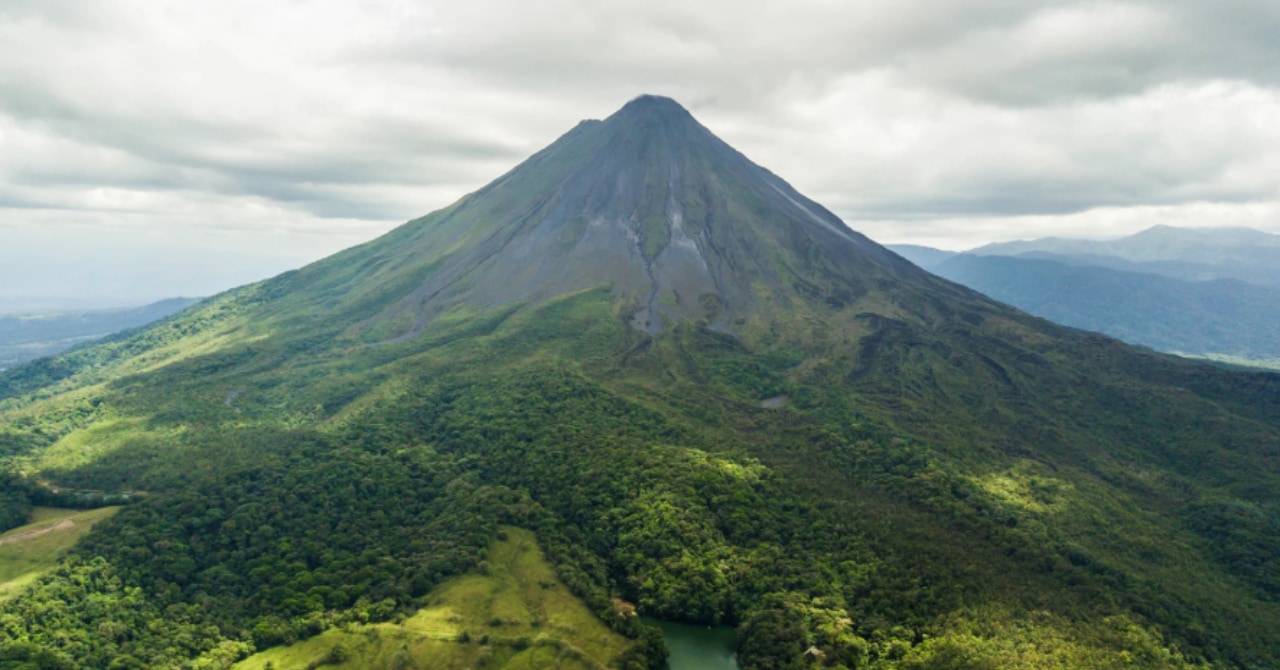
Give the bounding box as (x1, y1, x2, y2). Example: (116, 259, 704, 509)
(0, 642, 79, 670)
(900, 640, 999, 670)
(0, 474, 32, 533)
(2, 441, 504, 664)
(1185, 500, 1280, 600)
(0, 397, 99, 459)
(23, 487, 132, 510)
(2, 97, 1280, 670)
(0, 556, 238, 668)
(737, 607, 809, 670)
(319, 643, 350, 666)
(616, 625, 666, 670)
(6, 291, 1280, 668)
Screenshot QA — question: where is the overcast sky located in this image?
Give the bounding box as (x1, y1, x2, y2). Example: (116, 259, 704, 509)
(2, 1, 1279, 309)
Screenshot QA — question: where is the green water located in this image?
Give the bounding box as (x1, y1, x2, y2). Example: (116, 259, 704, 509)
(642, 617, 740, 670)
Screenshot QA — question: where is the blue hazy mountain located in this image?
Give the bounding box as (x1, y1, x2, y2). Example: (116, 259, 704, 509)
(970, 225, 1280, 287)
(0, 297, 199, 369)
(891, 235, 1280, 363)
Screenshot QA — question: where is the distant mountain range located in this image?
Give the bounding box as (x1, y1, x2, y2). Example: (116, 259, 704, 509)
(0, 298, 199, 369)
(891, 226, 1280, 365)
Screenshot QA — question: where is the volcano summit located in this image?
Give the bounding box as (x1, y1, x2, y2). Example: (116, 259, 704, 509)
(2, 97, 1279, 669)
(299, 94, 932, 344)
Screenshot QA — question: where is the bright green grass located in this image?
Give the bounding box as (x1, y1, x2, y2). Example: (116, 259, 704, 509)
(35, 417, 174, 472)
(0, 506, 118, 602)
(232, 527, 630, 670)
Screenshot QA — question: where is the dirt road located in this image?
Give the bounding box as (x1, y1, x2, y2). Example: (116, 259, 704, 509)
(0, 519, 75, 546)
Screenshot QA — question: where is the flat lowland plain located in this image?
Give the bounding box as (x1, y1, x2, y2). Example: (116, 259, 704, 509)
(0, 506, 119, 602)
(234, 526, 632, 670)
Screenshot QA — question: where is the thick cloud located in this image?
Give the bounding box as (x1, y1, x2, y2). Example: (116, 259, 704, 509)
(1, 0, 1278, 307)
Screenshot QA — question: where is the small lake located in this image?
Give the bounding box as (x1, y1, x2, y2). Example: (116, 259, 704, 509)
(642, 617, 740, 670)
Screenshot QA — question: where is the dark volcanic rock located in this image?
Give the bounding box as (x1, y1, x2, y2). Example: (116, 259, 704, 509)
(363, 95, 923, 338)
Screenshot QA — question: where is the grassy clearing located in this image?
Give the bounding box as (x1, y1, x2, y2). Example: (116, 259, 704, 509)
(35, 417, 172, 472)
(232, 527, 631, 670)
(0, 506, 118, 602)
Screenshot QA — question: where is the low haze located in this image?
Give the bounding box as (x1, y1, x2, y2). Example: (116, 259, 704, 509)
(2, 0, 1279, 306)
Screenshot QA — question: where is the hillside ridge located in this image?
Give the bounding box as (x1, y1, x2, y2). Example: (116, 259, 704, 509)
(2, 97, 1279, 670)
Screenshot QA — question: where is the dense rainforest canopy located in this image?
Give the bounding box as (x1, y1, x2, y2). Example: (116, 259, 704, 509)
(1, 96, 1279, 670)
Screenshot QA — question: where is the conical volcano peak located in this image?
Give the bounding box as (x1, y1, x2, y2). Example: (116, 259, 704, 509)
(610, 94, 696, 122)
(356, 94, 917, 341)
(587, 94, 708, 155)
(11, 92, 1280, 670)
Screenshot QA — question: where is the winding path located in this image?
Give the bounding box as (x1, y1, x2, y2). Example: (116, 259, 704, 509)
(0, 519, 75, 546)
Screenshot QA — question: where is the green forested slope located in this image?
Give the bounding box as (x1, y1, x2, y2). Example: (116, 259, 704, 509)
(2, 286, 1278, 669)
(1, 97, 1278, 670)
(233, 526, 637, 670)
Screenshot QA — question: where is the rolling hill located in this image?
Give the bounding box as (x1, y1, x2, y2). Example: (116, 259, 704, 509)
(2, 96, 1279, 670)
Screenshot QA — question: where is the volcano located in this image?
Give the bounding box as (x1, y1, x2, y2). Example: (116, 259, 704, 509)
(362, 94, 924, 336)
(2, 96, 1279, 670)
(268, 94, 961, 347)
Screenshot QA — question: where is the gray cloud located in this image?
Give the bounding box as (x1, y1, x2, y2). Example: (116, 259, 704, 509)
(890, 2, 1280, 104)
(1, 0, 1279, 307)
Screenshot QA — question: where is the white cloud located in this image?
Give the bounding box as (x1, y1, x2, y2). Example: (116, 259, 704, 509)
(0, 0, 1278, 306)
